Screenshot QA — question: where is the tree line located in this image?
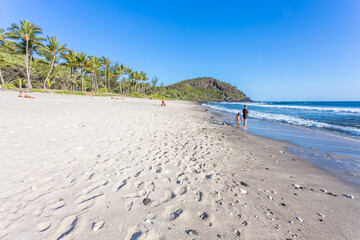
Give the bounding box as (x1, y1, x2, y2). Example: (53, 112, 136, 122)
(0, 20, 160, 94)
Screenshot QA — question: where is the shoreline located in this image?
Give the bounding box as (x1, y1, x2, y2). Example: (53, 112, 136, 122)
(0, 91, 359, 239)
(205, 104, 360, 187)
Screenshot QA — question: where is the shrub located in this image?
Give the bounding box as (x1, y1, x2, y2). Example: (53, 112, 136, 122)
(2, 83, 17, 89)
(129, 92, 143, 98)
(55, 90, 85, 95)
(98, 88, 108, 94)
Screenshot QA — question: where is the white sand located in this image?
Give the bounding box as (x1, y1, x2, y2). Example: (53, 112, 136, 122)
(0, 91, 359, 240)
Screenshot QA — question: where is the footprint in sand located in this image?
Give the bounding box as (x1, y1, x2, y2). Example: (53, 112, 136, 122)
(53, 215, 78, 240)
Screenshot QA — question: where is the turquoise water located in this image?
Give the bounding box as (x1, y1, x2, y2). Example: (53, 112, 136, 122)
(206, 101, 360, 186)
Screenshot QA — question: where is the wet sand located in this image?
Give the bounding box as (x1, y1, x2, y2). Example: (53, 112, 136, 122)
(0, 91, 359, 239)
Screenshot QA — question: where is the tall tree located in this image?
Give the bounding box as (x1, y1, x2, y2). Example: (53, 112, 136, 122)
(7, 20, 45, 88)
(38, 36, 67, 89)
(0, 28, 16, 62)
(151, 76, 159, 91)
(77, 52, 88, 91)
(61, 50, 78, 90)
(87, 56, 102, 92)
(101, 57, 113, 92)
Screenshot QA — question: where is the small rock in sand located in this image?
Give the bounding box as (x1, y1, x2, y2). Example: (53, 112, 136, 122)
(296, 217, 304, 223)
(267, 195, 273, 200)
(239, 188, 248, 194)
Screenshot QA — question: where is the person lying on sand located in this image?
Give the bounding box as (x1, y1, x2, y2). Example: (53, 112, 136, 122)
(235, 112, 242, 128)
(111, 97, 124, 100)
(18, 92, 34, 98)
(161, 97, 166, 106)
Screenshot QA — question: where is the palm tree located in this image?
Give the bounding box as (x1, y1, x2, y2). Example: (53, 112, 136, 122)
(61, 50, 78, 90)
(42, 51, 59, 89)
(7, 20, 45, 88)
(114, 63, 126, 94)
(101, 57, 113, 92)
(139, 71, 148, 93)
(38, 36, 67, 89)
(77, 52, 88, 91)
(87, 56, 102, 92)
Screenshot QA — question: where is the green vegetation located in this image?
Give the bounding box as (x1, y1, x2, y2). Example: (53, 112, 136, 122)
(0, 20, 149, 94)
(148, 77, 251, 102)
(1, 20, 250, 102)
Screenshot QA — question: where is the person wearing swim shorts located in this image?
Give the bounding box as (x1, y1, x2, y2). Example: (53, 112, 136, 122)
(243, 105, 249, 130)
(235, 112, 242, 128)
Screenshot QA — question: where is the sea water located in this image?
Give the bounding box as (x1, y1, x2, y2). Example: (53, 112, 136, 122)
(206, 101, 360, 186)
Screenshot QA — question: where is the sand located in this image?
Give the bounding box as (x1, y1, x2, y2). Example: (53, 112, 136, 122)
(0, 91, 359, 240)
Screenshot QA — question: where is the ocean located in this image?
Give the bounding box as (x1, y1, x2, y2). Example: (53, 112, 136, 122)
(205, 101, 360, 186)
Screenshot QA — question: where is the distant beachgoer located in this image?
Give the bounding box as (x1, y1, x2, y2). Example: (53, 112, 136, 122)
(111, 97, 124, 100)
(161, 97, 166, 106)
(19, 92, 34, 98)
(205, 109, 208, 112)
(243, 105, 250, 130)
(0, 85, 3, 91)
(235, 112, 242, 128)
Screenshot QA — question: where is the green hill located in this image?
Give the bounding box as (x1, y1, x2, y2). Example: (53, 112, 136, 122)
(153, 77, 251, 102)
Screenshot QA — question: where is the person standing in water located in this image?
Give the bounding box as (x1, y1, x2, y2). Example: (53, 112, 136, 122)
(235, 113, 242, 128)
(243, 105, 250, 130)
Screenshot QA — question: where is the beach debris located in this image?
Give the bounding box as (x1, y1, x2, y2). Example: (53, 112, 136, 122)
(320, 189, 328, 193)
(222, 122, 227, 126)
(317, 213, 325, 218)
(143, 198, 152, 206)
(186, 229, 199, 236)
(240, 181, 249, 187)
(267, 195, 273, 200)
(239, 188, 248, 194)
(279, 150, 284, 153)
(92, 221, 104, 231)
(30, 185, 37, 191)
(296, 217, 304, 223)
(280, 203, 287, 207)
(343, 194, 354, 199)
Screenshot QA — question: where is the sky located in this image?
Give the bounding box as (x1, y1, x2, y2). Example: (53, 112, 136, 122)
(1, 0, 360, 101)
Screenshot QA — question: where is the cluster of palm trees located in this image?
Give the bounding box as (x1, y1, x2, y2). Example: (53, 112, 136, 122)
(0, 20, 150, 93)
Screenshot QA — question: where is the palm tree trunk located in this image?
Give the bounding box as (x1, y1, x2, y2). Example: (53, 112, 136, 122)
(24, 40, 32, 88)
(81, 68, 85, 91)
(29, 52, 33, 85)
(0, 69, 4, 85)
(44, 57, 55, 89)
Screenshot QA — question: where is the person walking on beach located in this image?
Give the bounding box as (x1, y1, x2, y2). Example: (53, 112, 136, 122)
(235, 112, 242, 128)
(243, 105, 250, 130)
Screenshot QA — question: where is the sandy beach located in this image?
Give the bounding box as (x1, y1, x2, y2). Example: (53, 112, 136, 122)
(0, 91, 359, 240)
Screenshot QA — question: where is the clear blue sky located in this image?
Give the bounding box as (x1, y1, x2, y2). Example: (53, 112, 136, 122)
(1, 0, 360, 100)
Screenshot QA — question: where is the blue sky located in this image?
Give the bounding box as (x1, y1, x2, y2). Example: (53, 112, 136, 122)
(1, 0, 360, 100)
